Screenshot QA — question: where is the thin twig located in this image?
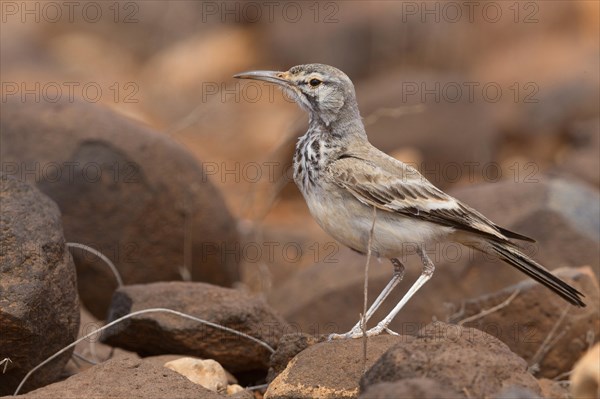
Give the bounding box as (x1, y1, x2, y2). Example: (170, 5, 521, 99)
(66, 243, 123, 287)
(362, 206, 377, 371)
(528, 305, 570, 374)
(458, 289, 520, 326)
(14, 308, 275, 395)
(552, 369, 573, 382)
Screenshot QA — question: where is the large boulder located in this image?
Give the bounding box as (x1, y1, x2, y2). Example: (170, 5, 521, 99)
(15, 356, 225, 399)
(360, 322, 542, 398)
(452, 266, 600, 379)
(0, 175, 80, 394)
(0, 98, 240, 318)
(264, 335, 401, 399)
(100, 282, 290, 373)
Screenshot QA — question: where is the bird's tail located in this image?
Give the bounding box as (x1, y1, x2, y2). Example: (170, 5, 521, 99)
(483, 241, 586, 307)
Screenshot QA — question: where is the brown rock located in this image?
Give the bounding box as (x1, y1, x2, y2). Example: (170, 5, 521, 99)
(360, 322, 542, 398)
(359, 378, 465, 399)
(0, 98, 240, 319)
(14, 356, 224, 399)
(264, 335, 403, 399)
(452, 267, 600, 379)
(0, 175, 80, 395)
(539, 378, 570, 399)
(101, 282, 289, 373)
(267, 333, 322, 383)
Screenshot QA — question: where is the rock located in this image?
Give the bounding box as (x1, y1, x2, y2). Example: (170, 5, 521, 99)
(360, 322, 542, 398)
(164, 358, 228, 393)
(451, 266, 600, 379)
(0, 98, 240, 319)
(267, 333, 322, 383)
(570, 343, 600, 399)
(226, 384, 249, 396)
(101, 282, 289, 373)
(449, 177, 600, 277)
(538, 379, 570, 399)
(359, 378, 465, 399)
(0, 175, 80, 395)
(15, 356, 225, 399)
(264, 335, 402, 399)
(145, 355, 238, 385)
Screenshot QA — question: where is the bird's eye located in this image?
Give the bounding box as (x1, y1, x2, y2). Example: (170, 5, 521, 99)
(309, 78, 322, 87)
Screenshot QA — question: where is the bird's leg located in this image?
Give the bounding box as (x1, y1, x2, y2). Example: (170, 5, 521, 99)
(328, 258, 405, 340)
(364, 246, 435, 337)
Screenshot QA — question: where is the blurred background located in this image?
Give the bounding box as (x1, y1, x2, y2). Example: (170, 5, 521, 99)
(2, 1, 599, 332)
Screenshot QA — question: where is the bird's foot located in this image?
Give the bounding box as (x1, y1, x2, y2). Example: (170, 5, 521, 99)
(328, 324, 399, 340)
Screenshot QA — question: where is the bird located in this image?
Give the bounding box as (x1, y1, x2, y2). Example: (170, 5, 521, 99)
(233, 64, 586, 339)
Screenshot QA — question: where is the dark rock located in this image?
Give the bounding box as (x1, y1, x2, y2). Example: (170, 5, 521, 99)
(0, 98, 240, 319)
(265, 335, 403, 399)
(14, 356, 225, 399)
(359, 378, 465, 399)
(101, 282, 290, 373)
(360, 322, 541, 398)
(0, 175, 80, 395)
(452, 266, 599, 379)
(267, 333, 322, 383)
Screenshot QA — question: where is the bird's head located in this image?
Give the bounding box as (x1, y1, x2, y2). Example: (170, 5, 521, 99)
(234, 64, 360, 128)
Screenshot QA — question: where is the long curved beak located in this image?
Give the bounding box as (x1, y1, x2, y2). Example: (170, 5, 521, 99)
(233, 70, 292, 86)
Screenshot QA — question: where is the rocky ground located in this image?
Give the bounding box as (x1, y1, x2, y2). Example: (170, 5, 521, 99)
(1, 2, 599, 398)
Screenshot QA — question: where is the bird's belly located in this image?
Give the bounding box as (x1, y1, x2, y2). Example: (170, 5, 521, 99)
(302, 186, 453, 258)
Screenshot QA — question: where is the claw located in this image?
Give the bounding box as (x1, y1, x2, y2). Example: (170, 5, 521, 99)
(328, 324, 397, 340)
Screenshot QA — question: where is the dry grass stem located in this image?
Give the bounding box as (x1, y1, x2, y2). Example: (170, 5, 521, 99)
(66, 243, 124, 287)
(528, 305, 570, 374)
(457, 289, 521, 326)
(362, 206, 377, 371)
